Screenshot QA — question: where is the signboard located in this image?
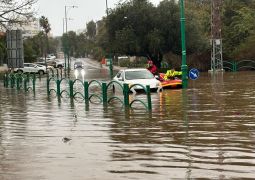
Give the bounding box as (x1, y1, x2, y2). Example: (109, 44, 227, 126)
(189, 68, 199, 80)
(6, 30, 24, 68)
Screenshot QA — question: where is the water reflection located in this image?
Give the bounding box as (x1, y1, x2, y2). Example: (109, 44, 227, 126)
(0, 71, 255, 179)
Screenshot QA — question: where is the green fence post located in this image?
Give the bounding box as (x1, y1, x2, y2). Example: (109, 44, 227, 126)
(109, 58, 113, 79)
(26, 74, 29, 84)
(4, 73, 7, 87)
(102, 82, 107, 106)
(32, 73, 36, 92)
(56, 79, 61, 97)
(47, 74, 50, 96)
(16, 75, 20, 90)
(56, 69, 59, 79)
(123, 83, 129, 108)
(24, 78, 27, 92)
(60, 68, 63, 79)
(3, 73, 5, 87)
(5, 74, 8, 88)
(146, 85, 152, 111)
(11, 74, 15, 88)
(6, 73, 9, 88)
(84, 81, 89, 105)
(69, 80, 74, 98)
(49, 68, 54, 78)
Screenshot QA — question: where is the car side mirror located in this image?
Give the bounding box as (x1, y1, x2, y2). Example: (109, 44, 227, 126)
(118, 77, 123, 81)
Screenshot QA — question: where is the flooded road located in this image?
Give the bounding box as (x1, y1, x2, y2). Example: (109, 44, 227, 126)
(0, 61, 255, 179)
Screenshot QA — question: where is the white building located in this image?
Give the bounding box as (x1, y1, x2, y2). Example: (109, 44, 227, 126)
(9, 18, 40, 38)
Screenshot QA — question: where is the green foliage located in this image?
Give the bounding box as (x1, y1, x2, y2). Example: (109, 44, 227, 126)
(0, 36, 6, 65)
(233, 33, 255, 60)
(223, 1, 255, 58)
(39, 16, 51, 34)
(24, 39, 37, 62)
(106, 0, 156, 56)
(76, 0, 255, 70)
(39, 16, 51, 55)
(86, 21, 96, 40)
(23, 32, 59, 61)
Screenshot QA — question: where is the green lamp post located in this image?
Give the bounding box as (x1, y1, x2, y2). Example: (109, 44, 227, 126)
(180, 0, 188, 88)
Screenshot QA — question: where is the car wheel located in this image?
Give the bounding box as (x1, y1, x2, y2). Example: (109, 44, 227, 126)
(38, 70, 44, 75)
(17, 70, 23, 74)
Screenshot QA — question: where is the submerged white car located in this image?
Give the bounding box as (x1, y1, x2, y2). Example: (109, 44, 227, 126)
(113, 68, 161, 92)
(14, 63, 47, 75)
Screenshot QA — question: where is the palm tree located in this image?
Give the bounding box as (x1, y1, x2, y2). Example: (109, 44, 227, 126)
(39, 16, 51, 62)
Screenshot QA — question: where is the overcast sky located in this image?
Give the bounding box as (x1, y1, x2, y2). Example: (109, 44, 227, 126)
(36, 0, 161, 37)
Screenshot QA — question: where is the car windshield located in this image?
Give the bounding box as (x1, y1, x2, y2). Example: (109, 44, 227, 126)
(75, 62, 82, 65)
(125, 70, 154, 80)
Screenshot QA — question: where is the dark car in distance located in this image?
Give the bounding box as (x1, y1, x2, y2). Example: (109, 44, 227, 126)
(74, 61, 84, 69)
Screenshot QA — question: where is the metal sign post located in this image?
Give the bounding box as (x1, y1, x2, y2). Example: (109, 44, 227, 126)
(6, 30, 24, 69)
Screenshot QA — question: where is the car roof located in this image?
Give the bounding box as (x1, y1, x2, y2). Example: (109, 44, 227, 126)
(74, 61, 83, 64)
(122, 68, 148, 72)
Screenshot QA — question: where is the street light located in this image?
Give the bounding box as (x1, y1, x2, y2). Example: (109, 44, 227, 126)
(65, 5, 78, 33)
(64, 5, 78, 73)
(106, 0, 109, 16)
(63, 17, 73, 34)
(180, 0, 188, 88)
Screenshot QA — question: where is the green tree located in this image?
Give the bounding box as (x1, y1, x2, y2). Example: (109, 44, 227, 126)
(23, 38, 37, 63)
(86, 21, 96, 40)
(106, 0, 159, 64)
(223, 0, 255, 58)
(39, 16, 51, 58)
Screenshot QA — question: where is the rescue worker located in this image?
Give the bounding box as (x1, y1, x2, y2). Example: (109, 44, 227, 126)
(147, 60, 157, 75)
(164, 68, 182, 80)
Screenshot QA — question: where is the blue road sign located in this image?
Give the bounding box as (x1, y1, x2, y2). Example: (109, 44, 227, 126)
(189, 68, 199, 80)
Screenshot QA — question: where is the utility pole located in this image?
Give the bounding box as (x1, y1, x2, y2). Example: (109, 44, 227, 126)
(211, 0, 223, 72)
(63, 18, 65, 34)
(64, 5, 78, 74)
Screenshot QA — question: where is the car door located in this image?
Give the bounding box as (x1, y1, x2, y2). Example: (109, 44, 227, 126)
(32, 64, 39, 73)
(23, 63, 30, 73)
(28, 63, 37, 73)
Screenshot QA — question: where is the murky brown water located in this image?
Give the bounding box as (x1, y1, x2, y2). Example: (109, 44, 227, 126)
(0, 63, 255, 179)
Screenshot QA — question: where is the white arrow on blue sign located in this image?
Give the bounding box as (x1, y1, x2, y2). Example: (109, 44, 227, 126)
(189, 68, 199, 80)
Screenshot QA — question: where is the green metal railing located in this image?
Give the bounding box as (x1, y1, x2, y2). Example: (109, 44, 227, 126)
(47, 75, 152, 111)
(4, 72, 36, 92)
(223, 60, 255, 72)
(47, 68, 64, 79)
(3, 72, 153, 111)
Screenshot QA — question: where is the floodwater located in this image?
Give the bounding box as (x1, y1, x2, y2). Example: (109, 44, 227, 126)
(0, 61, 255, 179)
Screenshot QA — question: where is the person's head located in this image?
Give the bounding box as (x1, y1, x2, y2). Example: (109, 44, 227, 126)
(148, 60, 153, 66)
